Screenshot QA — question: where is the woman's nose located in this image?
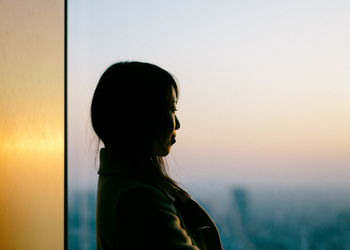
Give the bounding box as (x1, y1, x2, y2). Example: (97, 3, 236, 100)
(175, 115, 180, 130)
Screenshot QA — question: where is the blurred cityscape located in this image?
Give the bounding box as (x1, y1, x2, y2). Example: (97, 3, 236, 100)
(69, 186, 350, 250)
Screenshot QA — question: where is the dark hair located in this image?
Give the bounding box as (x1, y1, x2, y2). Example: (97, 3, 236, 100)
(91, 61, 189, 200)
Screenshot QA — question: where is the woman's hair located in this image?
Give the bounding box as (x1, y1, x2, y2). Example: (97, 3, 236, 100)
(91, 61, 189, 200)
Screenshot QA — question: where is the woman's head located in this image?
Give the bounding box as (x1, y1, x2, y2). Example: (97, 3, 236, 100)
(91, 61, 180, 157)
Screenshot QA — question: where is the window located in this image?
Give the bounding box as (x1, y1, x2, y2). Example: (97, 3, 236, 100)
(68, 1, 350, 249)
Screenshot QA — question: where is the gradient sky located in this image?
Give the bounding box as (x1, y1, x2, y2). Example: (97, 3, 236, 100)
(68, 0, 350, 190)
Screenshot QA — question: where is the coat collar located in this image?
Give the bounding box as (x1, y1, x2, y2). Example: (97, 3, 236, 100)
(98, 148, 145, 177)
(98, 148, 176, 202)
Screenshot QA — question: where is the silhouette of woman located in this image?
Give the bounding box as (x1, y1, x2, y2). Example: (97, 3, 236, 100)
(91, 61, 222, 249)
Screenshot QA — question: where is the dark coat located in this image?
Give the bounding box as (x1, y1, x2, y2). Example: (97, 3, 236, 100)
(96, 148, 223, 250)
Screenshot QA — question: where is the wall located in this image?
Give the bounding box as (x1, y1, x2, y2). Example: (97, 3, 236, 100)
(0, 1, 64, 249)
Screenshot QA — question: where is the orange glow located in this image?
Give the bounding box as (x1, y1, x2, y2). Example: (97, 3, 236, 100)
(0, 0, 64, 249)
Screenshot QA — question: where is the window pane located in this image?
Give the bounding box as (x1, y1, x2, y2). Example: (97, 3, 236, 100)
(68, 1, 350, 249)
(0, 1, 64, 249)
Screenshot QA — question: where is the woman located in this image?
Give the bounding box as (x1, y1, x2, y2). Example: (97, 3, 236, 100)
(91, 61, 222, 249)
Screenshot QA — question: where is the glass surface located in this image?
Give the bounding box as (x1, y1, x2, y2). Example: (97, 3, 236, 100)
(0, 1, 64, 249)
(68, 1, 350, 249)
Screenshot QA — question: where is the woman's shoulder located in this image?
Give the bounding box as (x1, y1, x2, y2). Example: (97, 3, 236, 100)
(119, 183, 176, 210)
(98, 172, 176, 205)
(120, 177, 177, 206)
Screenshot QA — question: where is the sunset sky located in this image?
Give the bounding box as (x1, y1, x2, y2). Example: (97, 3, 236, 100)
(68, 0, 350, 190)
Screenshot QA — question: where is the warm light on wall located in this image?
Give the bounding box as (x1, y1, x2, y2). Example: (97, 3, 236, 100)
(0, 0, 64, 249)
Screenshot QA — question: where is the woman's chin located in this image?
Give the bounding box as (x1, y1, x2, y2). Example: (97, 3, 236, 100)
(156, 146, 171, 157)
(158, 150, 170, 157)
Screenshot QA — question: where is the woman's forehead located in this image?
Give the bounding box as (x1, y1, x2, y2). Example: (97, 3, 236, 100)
(171, 86, 177, 103)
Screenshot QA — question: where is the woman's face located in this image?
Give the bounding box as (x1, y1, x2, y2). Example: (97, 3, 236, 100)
(156, 86, 180, 156)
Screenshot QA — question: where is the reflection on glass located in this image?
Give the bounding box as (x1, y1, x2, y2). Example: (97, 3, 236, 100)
(0, 0, 64, 249)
